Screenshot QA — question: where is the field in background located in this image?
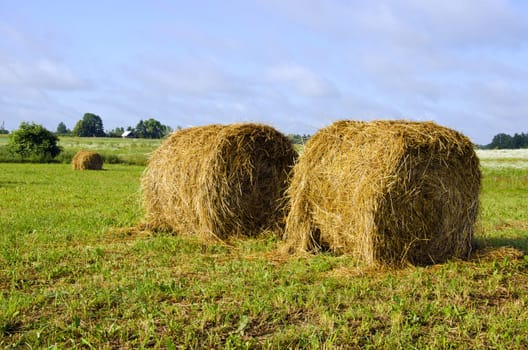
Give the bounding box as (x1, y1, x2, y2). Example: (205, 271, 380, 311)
(4, 133, 528, 166)
(57, 137, 162, 165)
(1, 135, 306, 164)
(0, 146, 527, 348)
(0, 135, 162, 165)
(477, 149, 528, 169)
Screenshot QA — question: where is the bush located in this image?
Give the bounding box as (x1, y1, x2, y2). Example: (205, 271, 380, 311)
(7, 122, 62, 162)
(0, 145, 21, 162)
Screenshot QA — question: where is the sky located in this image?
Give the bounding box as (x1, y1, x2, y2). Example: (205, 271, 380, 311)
(1, 0, 528, 145)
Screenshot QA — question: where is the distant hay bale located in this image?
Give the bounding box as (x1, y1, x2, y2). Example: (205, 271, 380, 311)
(72, 150, 104, 170)
(142, 123, 297, 240)
(284, 120, 481, 266)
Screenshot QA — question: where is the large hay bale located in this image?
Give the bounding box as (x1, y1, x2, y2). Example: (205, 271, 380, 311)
(72, 150, 104, 170)
(284, 120, 481, 266)
(142, 123, 297, 240)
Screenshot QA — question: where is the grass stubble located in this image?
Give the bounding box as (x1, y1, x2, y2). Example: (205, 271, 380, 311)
(0, 152, 527, 348)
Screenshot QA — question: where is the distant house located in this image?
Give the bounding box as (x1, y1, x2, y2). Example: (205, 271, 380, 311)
(121, 130, 134, 138)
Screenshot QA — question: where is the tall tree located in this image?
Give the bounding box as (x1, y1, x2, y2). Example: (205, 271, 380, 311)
(72, 113, 105, 137)
(489, 133, 513, 149)
(487, 132, 528, 149)
(134, 118, 172, 138)
(0, 121, 8, 134)
(512, 133, 528, 149)
(56, 122, 71, 135)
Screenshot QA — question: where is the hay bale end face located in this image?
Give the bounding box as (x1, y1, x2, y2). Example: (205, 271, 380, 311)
(142, 123, 297, 240)
(284, 120, 481, 266)
(72, 150, 104, 170)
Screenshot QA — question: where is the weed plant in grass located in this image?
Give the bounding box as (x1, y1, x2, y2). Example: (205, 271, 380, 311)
(0, 163, 527, 348)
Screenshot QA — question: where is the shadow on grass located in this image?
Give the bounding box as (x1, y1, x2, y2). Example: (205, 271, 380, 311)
(471, 236, 527, 263)
(474, 236, 528, 253)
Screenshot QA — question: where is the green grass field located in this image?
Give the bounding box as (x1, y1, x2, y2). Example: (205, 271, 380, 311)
(0, 135, 162, 165)
(57, 136, 162, 162)
(1, 149, 528, 348)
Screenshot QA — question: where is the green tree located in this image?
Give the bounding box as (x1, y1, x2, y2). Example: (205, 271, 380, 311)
(489, 133, 513, 149)
(512, 133, 528, 148)
(0, 121, 8, 134)
(107, 126, 125, 138)
(487, 132, 528, 149)
(56, 122, 71, 135)
(134, 118, 172, 138)
(73, 113, 106, 137)
(8, 122, 62, 161)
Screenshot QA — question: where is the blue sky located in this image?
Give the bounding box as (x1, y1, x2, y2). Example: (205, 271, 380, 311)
(1, 0, 528, 144)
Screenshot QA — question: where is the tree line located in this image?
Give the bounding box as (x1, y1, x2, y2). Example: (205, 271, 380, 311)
(2, 113, 313, 163)
(55, 113, 174, 139)
(484, 132, 528, 149)
(1, 114, 174, 162)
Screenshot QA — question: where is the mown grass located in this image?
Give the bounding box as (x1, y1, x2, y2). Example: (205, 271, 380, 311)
(1, 161, 527, 348)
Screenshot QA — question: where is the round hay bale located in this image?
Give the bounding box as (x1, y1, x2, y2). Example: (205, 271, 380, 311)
(72, 150, 104, 170)
(141, 123, 297, 240)
(284, 120, 481, 266)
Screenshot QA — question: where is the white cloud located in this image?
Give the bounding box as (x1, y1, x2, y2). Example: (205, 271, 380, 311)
(268, 63, 338, 97)
(264, 0, 528, 50)
(0, 59, 89, 91)
(124, 56, 250, 98)
(401, 0, 527, 49)
(2, 1, 528, 143)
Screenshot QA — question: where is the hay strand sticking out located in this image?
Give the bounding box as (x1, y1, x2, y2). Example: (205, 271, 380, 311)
(72, 150, 104, 170)
(284, 120, 481, 266)
(142, 123, 297, 240)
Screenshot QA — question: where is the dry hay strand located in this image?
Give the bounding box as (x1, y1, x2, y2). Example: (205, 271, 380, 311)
(72, 150, 104, 170)
(141, 123, 297, 241)
(470, 246, 525, 262)
(284, 120, 481, 267)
